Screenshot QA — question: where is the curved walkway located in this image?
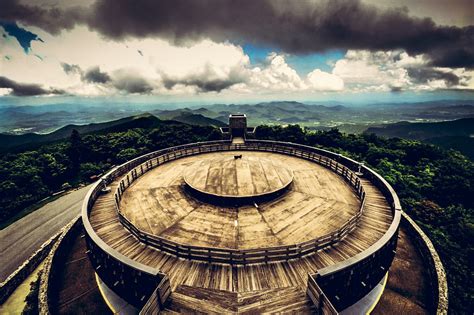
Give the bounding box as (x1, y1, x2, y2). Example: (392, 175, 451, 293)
(373, 227, 433, 314)
(89, 174, 391, 296)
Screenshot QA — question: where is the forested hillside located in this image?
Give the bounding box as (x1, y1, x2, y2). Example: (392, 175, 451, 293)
(0, 123, 222, 224)
(365, 118, 474, 159)
(0, 123, 472, 313)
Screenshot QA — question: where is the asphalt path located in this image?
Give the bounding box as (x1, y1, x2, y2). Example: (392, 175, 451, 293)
(0, 185, 92, 282)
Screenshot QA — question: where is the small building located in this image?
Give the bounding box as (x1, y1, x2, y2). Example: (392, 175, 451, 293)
(220, 113, 255, 140)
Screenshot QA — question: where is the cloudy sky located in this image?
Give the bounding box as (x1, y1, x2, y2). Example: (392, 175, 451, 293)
(0, 0, 473, 103)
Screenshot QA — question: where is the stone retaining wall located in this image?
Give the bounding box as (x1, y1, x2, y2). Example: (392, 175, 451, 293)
(401, 211, 448, 315)
(38, 215, 81, 315)
(0, 231, 60, 304)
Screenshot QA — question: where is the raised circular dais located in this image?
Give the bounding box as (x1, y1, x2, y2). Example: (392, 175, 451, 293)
(183, 155, 293, 202)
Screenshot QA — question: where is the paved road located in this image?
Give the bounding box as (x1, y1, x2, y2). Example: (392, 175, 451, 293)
(0, 185, 92, 282)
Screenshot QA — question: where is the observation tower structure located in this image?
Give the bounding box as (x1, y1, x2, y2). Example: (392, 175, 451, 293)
(82, 114, 402, 314)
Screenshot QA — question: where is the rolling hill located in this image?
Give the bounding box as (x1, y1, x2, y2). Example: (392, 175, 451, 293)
(155, 110, 227, 127)
(365, 118, 474, 159)
(0, 111, 228, 152)
(0, 114, 173, 151)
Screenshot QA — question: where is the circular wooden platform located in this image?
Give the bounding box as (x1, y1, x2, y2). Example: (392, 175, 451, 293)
(183, 155, 293, 203)
(84, 141, 399, 313)
(120, 151, 360, 250)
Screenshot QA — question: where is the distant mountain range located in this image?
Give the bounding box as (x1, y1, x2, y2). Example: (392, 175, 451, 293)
(0, 113, 225, 152)
(195, 101, 348, 126)
(1, 100, 473, 135)
(1, 101, 473, 158)
(153, 110, 227, 127)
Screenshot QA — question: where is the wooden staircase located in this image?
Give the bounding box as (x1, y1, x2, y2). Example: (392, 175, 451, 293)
(162, 285, 315, 314)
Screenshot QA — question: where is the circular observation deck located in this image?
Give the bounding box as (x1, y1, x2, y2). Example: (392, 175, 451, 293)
(82, 140, 401, 313)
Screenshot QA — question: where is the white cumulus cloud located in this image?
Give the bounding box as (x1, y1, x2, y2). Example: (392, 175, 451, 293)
(307, 69, 344, 91)
(1, 24, 472, 98)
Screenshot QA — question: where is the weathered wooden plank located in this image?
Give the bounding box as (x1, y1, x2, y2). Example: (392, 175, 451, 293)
(88, 149, 394, 313)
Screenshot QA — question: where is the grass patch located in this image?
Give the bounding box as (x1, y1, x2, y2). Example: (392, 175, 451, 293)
(22, 270, 42, 315)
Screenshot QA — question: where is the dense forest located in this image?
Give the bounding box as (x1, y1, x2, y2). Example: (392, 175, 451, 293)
(0, 123, 472, 313)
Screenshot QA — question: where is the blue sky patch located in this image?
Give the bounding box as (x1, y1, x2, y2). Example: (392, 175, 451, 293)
(243, 43, 275, 65)
(0, 21, 44, 53)
(286, 50, 345, 75)
(243, 43, 345, 76)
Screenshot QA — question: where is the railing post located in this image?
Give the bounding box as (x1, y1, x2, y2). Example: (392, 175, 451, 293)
(156, 286, 163, 310)
(317, 293, 323, 315)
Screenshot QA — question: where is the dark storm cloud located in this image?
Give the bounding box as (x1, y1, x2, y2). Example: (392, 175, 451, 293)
(61, 63, 111, 84)
(161, 66, 245, 92)
(0, 76, 64, 96)
(407, 68, 463, 87)
(429, 46, 474, 68)
(82, 66, 111, 83)
(61, 62, 82, 75)
(163, 77, 240, 93)
(2, 0, 473, 68)
(0, 0, 86, 35)
(61, 63, 150, 93)
(112, 75, 153, 94)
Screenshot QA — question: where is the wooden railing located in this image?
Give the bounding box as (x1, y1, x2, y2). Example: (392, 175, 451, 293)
(139, 275, 171, 314)
(82, 172, 170, 308)
(305, 147, 402, 312)
(113, 141, 366, 265)
(307, 275, 338, 315)
(82, 141, 236, 306)
(83, 140, 401, 311)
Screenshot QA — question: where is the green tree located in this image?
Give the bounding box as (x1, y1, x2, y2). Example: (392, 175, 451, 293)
(116, 148, 139, 163)
(66, 129, 83, 175)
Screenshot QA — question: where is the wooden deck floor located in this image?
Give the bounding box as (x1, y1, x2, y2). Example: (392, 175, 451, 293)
(162, 285, 315, 314)
(184, 155, 293, 197)
(89, 152, 393, 312)
(120, 151, 360, 249)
